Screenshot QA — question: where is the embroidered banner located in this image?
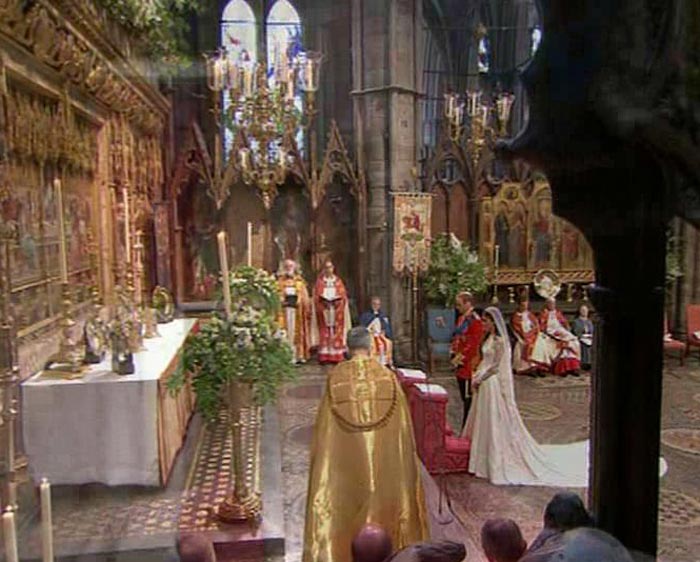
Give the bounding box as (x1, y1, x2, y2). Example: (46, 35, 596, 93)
(392, 193, 432, 275)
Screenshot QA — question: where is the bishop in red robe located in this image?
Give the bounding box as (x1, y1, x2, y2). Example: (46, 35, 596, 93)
(311, 260, 352, 364)
(450, 291, 484, 428)
(511, 295, 549, 376)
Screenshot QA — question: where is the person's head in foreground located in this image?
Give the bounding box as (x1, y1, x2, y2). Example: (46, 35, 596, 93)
(347, 326, 372, 357)
(483, 309, 498, 337)
(176, 534, 216, 562)
(544, 492, 593, 530)
(388, 541, 466, 562)
(352, 523, 393, 562)
(520, 527, 634, 562)
(481, 518, 527, 562)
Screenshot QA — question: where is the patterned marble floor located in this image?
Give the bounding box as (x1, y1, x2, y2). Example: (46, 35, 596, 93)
(278, 359, 700, 562)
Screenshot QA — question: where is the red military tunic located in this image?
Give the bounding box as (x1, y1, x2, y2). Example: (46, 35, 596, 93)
(451, 310, 484, 380)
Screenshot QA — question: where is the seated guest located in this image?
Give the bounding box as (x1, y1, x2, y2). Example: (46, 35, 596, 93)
(527, 492, 593, 554)
(360, 296, 394, 366)
(177, 534, 216, 562)
(480, 519, 527, 562)
(572, 304, 594, 371)
(389, 541, 466, 562)
(521, 527, 634, 562)
(539, 297, 581, 376)
(511, 292, 549, 376)
(351, 524, 394, 562)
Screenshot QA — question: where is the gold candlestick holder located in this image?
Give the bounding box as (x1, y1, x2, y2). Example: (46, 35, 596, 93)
(45, 283, 84, 378)
(125, 268, 144, 352)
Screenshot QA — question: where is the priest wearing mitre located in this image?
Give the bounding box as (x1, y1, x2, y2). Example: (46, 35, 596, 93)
(359, 296, 393, 367)
(311, 259, 352, 363)
(277, 259, 311, 364)
(303, 327, 429, 562)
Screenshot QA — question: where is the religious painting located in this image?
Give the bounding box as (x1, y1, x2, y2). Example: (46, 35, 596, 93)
(392, 192, 432, 274)
(180, 181, 221, 301)
(479, 179, 594, 277)
(529, 183, 555, 269)
(315, 178, 358, 296)
(224, 181, 271, 271)
(270, 181, 311, 275)
(6, 164, 42, 287)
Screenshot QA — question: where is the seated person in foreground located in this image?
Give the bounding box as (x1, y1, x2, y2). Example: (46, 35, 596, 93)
(480, 519, 527, 562)
(303, 327, 429, 562)
(177, 534, 216, 562)
(520, 527, 634, 562)
(359, 296, 394, 366)
(352, 523, 466, 562)
(527, 492, 594, 555)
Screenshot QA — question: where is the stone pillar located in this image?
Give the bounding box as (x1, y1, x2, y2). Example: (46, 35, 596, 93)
(352, 0, 421, 361)
(551, 152, 668, 556)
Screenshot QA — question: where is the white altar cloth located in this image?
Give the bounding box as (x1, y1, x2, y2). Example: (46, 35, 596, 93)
(22, 318, 196, 487)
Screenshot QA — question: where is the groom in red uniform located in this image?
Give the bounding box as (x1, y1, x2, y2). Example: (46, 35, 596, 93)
(451, 291, 484, 429)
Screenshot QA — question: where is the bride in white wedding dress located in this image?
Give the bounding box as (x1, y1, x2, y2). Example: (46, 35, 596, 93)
(461, 307, 667, 487)
(461, 306, 591, 487)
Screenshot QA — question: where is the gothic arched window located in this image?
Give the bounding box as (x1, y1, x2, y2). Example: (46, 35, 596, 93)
(531, 26, 542, 56)
(477, 35, 490, 74)
(221, 0, 257, 153)
(266, 0, 304, 149)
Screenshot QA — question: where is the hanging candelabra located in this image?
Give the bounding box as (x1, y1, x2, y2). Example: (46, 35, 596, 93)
(443, 89, 515, 167)
(204, 47, 323, 209)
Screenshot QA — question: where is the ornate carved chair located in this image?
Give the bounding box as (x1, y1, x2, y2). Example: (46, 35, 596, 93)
(406, 382, 470, 474)
(663, 315, 684, 365)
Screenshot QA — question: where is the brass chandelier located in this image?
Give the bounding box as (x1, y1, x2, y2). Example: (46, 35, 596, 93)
(204, 48, 323, 209)
(444, 89, 515, 166)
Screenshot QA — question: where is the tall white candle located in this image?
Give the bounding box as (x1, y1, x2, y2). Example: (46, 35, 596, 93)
(217, 231, 232, 318)
(246, 222, 253, 267)
(494, 244, 500, 269)
(123, 188, 132, 264)
(3, 508, 18, 562)
(54, 179, 68, 284)
(40, 479, 54, 562)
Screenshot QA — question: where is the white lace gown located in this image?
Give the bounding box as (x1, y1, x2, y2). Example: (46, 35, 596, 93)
(462, 308, 667, 487)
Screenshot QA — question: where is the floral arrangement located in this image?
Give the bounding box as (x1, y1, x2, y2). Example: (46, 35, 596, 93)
(424, 233, 488, 306)
(95, 0, 201, 64)
(227, 266, 281, 315)
(169, 267, 295, 422)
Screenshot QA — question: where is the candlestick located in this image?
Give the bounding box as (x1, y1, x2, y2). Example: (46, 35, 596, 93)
(3, 507, 18, 562)
(246, 222, 253, 267)
(481, 105, 489, 129)
(494, 244, 500, 269)
(217, 231, 232, 318)
(55, 179, 68, 284)
(123, 188, 132, 264)
(40, 478, 54, 562)
(305, 60, 313, 91)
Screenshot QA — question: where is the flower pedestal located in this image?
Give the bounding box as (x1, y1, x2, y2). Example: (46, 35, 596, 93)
(217, 380, 262, 523)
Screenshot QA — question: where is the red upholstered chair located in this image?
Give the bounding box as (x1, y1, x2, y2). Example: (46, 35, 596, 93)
(407, 383, 470, 474)
(395, 368, 428, 393)
(686, 305, 700, 361)
(663, 315, 684, 365)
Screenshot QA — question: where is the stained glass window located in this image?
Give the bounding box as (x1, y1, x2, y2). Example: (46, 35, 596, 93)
(267, 0, 304, 150)
(531, 26, 542, 56)
(478, 35, 490, 74)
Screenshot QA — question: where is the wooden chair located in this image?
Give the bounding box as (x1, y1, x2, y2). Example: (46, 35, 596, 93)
(663, 315, 684, 365)
(686, 304, 700, 361)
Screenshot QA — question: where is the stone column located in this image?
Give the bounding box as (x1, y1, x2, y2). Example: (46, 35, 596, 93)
(551, 152, 668, 556)
(352, 0, 421, 361)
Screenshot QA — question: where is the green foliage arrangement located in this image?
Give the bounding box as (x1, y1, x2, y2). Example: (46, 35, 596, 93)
(168, 267, 295, 423)
(424, 233, 487, 307)
(95, 0, 200, 64)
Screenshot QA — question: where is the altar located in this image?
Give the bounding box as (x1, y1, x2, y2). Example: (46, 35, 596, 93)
(22, 318, 198, 487)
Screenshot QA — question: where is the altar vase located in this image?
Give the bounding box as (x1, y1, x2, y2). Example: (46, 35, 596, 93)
(359, 296, 393, 367)
(277, 259, 312, 363)
(311, 259, 352, 363)
(303, 328, 429, 562)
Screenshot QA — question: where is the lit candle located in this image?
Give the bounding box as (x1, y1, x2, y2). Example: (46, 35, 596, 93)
(243, 65, 254, 97)
(40, 478, 54, 562)
(54, 179, 68, 284)
(286, 68, 295, 101)
(494, 244, 500, 269)
(217, 231, 232, 318)
(305, 60, 313, 91)
(246, 222, 253, 267)
(3, 507, 18, 562)
(123, 187, 132, 264)
(481, 105, 489, 129)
